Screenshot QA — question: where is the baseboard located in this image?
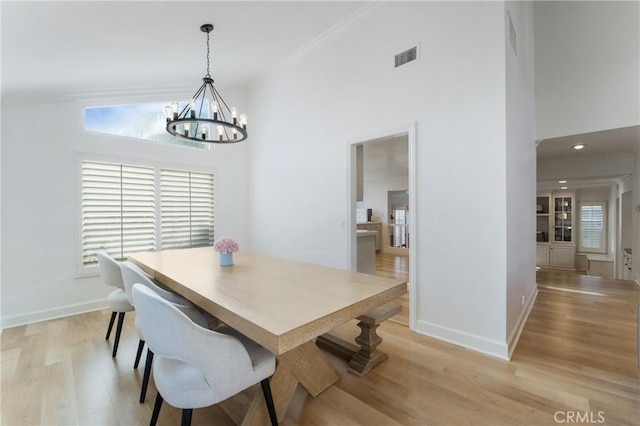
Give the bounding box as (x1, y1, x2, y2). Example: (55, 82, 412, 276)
(1, 299, 108, 329)
(414, 320, 510, 361)
(507, 286, 539, 359)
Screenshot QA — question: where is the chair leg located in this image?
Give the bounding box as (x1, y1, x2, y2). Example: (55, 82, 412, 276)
(112, 312, 126, 358)
(261, 378, 279, 426)
(134, 339, 145, 369)
(105, 311, 117, 339)
(181, 409, 193, 426)
(140, 349, 154, 403)
(149, 392, 163, 426)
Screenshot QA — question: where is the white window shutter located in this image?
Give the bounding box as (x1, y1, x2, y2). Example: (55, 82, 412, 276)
(82, 161, 155, 265)
(580, 203, 605, 252)
(160, 169, 214, 249)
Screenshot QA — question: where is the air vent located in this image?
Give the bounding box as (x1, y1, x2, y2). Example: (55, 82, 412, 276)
(394, 46, 418, 68)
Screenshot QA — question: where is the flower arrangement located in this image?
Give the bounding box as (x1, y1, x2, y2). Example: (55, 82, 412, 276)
(214, 238, 239, 254)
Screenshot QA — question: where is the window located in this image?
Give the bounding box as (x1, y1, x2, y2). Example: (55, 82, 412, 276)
(85, 101, 210, 150)
(80, 159, 215, 273)
(579, 202, 607, 253)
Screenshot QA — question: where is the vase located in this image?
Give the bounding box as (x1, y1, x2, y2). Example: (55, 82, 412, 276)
(219, 251, 233, 266)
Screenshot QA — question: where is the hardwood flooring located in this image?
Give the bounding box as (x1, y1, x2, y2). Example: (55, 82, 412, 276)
(374, 252, 409, 326)
(1, 267, 638, 425)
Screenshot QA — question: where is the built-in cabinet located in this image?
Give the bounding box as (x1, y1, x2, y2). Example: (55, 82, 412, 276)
(536, 192, 576, 269)
(357, 222, 382, 251)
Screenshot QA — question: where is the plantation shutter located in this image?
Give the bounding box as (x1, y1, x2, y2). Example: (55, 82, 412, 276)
(81, 161, 155, 265)
(580, 203, 605, 251)
(160, 169, 214, 249)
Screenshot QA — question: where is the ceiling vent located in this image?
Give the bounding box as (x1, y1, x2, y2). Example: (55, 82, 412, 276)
(394, 46, 418, 68)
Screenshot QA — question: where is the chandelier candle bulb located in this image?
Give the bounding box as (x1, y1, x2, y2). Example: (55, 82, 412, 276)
(201, 126, 207, 140)
(171, 102, 179, 120)
(217, 125, 224, 142)
(240, 114, 247, 129)
(211, 101, 219, 120)
(184, 123, 190, 138)
(189, 99, 196, 118)
(164, 106, 173, 122)
(233, 128, 237, 139)
(231, 107, 237, 125)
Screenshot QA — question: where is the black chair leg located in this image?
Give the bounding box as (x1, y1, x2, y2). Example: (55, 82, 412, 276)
(134, 339, 145, 369)
(105, 311, 117, 339)
(112, 312, 126, 358)
(140, 349, 154, 403)
(181, 409, 193, 426)
(149, 392, 163, 426)
(261, 378, 278, 426)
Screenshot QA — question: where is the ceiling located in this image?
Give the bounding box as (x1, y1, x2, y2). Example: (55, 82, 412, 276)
(1, 1, 368, 102)
(537, 126, 639, 161)
(536, 126, 639, 191)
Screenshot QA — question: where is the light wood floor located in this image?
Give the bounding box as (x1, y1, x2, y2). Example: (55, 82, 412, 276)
(374, 252, 409, 326)
(1, 267, 638, 425)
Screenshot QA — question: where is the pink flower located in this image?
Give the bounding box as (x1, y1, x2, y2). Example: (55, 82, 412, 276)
(214, 238, 239, 253)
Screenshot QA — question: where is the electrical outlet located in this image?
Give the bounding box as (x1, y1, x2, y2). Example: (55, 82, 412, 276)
(521, 294, 525, 306)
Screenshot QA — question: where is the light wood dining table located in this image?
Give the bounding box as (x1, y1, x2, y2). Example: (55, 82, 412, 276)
(129, 246, 407, 425)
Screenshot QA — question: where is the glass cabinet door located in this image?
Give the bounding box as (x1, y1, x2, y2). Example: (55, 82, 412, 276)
(553, 196, 572, 242)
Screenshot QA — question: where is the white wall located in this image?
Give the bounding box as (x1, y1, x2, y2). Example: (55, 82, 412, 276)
(248, 2, 516, 358)
(505, 1, 537, 354)
(1, 89, 249, 327)
(535, 1, 640, 139)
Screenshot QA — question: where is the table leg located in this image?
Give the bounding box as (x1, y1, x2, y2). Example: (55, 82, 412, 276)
(241, 341, 340, 425)
(242, 341, 340, 426)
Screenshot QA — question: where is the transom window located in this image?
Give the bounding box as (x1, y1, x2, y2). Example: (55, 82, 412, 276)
(80, 159, 215, 274)
(85, 102, 210, 150)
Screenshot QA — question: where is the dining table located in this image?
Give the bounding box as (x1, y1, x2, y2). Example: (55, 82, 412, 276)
(129, 246, 407, 425)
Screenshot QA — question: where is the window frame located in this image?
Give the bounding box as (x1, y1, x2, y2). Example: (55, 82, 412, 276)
(76, 153, 216, 277)
(578, 201, 608, 254)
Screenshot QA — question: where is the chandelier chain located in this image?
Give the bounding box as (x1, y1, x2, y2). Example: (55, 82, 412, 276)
(206, 31, 211, 78)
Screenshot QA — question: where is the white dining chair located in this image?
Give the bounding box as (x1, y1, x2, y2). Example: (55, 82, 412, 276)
(120, 261, 211, 403)
(96, 251, 134, 358)
(132, 284, 278, 426)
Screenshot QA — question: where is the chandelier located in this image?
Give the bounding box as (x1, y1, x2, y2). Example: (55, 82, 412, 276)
(165, 24, 247, 143)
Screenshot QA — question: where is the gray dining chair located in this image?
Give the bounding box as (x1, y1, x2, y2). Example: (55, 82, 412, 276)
(132, 284, 278, 426)
(120, 261, 210, 403)
(96, 251, 134, 358)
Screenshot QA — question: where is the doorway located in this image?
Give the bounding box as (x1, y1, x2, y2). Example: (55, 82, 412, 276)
(348, 125, 417, 330)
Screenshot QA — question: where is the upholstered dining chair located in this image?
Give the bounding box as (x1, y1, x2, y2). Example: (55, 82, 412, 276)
(120, 261, 210, 403)
(132, 284, 278, 426)
(96, 251, 135, 358)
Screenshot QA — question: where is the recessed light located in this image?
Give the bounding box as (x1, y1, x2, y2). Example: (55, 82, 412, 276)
(561, 186, 568, 190)
(573, 144, 586, 150)
(558, 180, 567, 184)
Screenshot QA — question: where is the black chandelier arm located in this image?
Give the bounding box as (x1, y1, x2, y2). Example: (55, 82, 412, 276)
(211, 85, 235, 123)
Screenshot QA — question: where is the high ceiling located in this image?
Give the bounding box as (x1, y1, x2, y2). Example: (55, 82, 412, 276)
(1, 1, 369, 102)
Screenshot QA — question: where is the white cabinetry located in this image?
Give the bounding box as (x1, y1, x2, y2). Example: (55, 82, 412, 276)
(536, 244, 550, 266)
(536, 192, 576, 269)
(549, 245, 575, 268)
(357, 222, 381, 251)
